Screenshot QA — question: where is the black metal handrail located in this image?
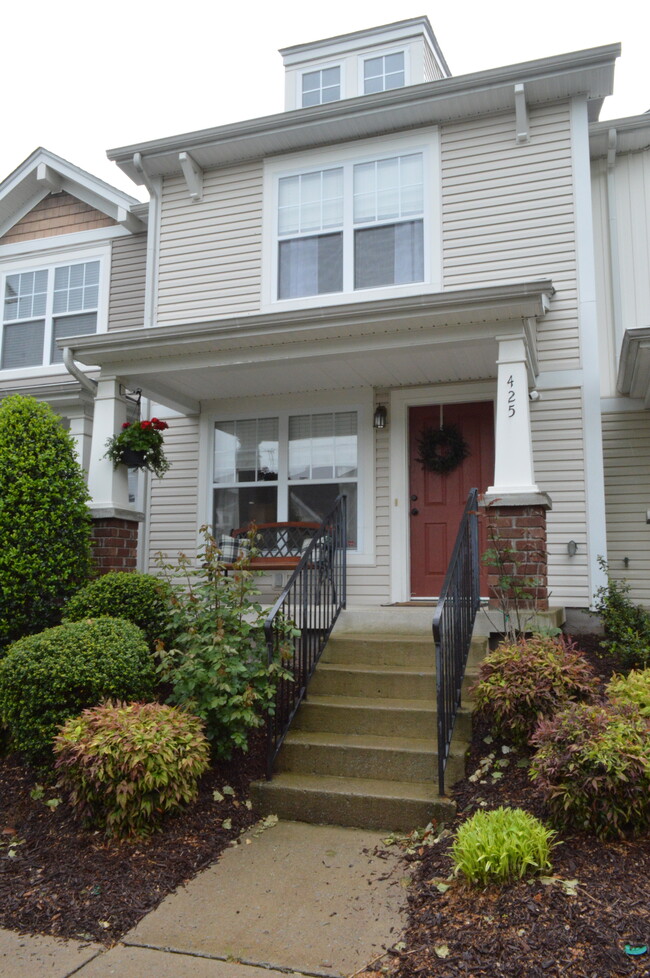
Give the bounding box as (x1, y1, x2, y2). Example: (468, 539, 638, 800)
(432, 488, 480, 796)
(264, 495, 347, 779)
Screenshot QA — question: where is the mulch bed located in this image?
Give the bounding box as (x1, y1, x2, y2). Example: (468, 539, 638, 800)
(0, 731, 267, 945)
(388, 637, 650, 978)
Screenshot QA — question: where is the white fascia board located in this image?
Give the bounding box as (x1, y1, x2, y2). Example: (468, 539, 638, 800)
(0, 224, 135, 261)
(108, 45, 619, 182)
(590, 113, 650, 158)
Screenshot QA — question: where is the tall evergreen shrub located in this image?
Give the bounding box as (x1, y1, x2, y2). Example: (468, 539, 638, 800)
(0, 395, 91, 649)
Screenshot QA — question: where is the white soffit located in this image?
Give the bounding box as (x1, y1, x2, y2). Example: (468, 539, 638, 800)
(618, 327, 650, 405)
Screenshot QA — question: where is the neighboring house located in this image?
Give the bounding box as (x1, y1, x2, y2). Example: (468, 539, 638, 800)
(6, 19, 647, 613)
(0, 148, 148, 566)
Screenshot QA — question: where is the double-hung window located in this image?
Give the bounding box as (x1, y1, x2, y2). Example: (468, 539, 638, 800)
(363, 52, 405, 94)
(1, 257, 101, 370)
(213, 410, 359, 548)
(276, 146, 425, 301)
(301, 66, 341, 107)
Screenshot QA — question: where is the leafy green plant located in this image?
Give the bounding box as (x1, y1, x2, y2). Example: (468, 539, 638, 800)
(0, 395, 92, 650)
(530, 701, 650, 839)
(54, 701, 210, 837)
(451, 807, 555, 886)
(0, 618, 155, 763)
(63, 572, 172, 648)
(104, 418, 170, 478)
(472, 635, 597, 744)
(155, 529, 295, 758)
(595, 559, 650, 669)
(607, 669, 650, 717)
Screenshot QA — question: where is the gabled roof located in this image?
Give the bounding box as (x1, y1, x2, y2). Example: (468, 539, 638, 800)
(0, 148, 146, 240)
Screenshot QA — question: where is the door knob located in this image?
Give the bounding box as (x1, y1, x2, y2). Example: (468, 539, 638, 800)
(410, 494, 418, 501)
(410, 507, 419, 516)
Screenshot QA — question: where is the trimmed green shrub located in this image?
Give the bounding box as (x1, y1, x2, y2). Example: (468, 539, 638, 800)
(607, 669, 650, 717)
(595, 559, 650, 669)
(63, 572, 172, 648)
(0, 395, 91, 649)
(451, 807, 555, 886)
(0, 618, 156, 762)
(156, 529, 295, 758)
(530, 702, 650, 839)
(472, 635, 597, 744)
(54, 701, 210, 837)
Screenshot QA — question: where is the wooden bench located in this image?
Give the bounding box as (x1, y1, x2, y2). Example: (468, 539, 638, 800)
(226, 521, 321, 572)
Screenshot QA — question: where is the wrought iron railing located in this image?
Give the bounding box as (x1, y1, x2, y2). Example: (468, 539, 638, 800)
(432, 488, 480, 796)
(264, 495, 347, 779)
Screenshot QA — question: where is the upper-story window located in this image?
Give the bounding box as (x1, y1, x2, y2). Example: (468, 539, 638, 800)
(277, 151, 423, 300)
(1, 258, 100, 370)
(363, 52, 405, 94)
(302, 66, 341, 107)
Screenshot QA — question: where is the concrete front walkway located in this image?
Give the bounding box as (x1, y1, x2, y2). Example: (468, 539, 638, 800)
(0, 820, 408, 978)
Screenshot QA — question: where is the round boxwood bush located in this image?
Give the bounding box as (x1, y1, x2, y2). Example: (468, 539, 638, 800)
(607, 669, 650, 717)
(451, 807, 555, 886)
(530, 701, 650, 839)
(54, 701, 210, 837)
(63, 572, 172, 648)
(472, 635, 597, 744)
(0, 395, 91, 650)
(0, 618, 156, 763)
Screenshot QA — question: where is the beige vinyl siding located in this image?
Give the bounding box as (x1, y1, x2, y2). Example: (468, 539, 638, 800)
(531, 387, 590, 604)
(441, 104, 579, 370)
(108, 234, 146, 331)
(602, 409, 650, 605)
(156, 163, 263, 325)
(146, 414, 200, 566)
(0, 192, 116, 244)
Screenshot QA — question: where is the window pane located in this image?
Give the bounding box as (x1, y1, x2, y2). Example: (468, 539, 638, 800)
(385, 52, 404, 74)
(322, 67, 339, 87)
(1, 320, 45, 369)
(278, 233, 343, 299)
(289, 412, 357, 480)
(288, 482, 357, 549)
(214, 418, 279, 484)
(302, 70, 320, 95)
(51, 312, 97, 363)
(364, 57, 382, 80)
(354, 219, 423, 289)
(213, 486, 277, 537)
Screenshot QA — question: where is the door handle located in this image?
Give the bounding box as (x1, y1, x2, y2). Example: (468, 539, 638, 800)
(410, 508, 419, 516)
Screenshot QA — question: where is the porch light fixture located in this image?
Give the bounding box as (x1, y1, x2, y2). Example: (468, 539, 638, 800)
(567, 540, 578, 557)
(373, 404, 388, 430)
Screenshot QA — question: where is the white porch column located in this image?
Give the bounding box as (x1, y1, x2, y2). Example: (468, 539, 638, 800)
(487, 336, 539, 495)
(67, 408, 94, 476)
(87, 377, 131, 509)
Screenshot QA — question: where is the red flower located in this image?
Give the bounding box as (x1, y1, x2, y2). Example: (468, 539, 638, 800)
(122, 422, 131, 429)
(141, 420, 152, 429)
(153, 420, 169, 431)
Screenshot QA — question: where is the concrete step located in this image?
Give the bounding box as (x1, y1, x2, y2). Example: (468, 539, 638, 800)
(251, 772, 456, 832)
(323, 634, 436, 666)
(310, 662, 435, 700)
(293, 693, 473, 740)
(277, 730, 466, 785)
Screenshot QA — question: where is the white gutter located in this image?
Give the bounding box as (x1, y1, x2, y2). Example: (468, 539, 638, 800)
(132, 153, 161, 329)
(62, 347, 98, 396)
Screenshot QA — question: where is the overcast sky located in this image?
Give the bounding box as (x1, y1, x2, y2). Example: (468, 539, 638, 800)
(2, 0, 646, 201)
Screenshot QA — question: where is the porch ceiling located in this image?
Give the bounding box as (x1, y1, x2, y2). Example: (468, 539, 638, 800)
(65, 282, 552, 413)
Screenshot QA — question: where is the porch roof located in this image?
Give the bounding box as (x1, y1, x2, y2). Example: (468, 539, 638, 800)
(64, 281, 553, 414)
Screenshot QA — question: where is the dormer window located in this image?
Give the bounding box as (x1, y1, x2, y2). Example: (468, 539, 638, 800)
(301, 66, 341, 107)
(363, 52, 405, 94)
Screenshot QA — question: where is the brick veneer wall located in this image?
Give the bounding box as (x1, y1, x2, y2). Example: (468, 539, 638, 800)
(484, 504, 548, 611)
(91, 518, 139, 574)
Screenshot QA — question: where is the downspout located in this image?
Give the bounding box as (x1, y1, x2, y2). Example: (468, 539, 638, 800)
(606, 128, 624, 361)
(133, 152, 161, 330)
(63, 346, 98, 396)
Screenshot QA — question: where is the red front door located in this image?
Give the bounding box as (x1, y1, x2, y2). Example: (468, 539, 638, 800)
(409, 402, 494, 598)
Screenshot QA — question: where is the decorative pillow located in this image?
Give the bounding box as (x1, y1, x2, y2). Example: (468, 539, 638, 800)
(301, 536, 330, 563)
(217, 534, 250, 563)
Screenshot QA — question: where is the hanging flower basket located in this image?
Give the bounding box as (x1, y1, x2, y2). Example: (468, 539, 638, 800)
(104, 418, 171, 478)
(416, 423, 470, 475)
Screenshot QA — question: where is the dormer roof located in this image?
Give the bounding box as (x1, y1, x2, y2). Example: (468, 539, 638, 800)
(0, 148, 146, 240)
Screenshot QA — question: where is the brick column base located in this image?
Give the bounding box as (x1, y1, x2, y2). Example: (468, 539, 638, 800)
(481, 496, 551, 612)
(91, 517, 139, 575)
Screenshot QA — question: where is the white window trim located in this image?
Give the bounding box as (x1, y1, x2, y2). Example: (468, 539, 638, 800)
(358, 47, 410, 95)
(199, 389, 375, 566)
(0, 244, 110, 378)
(261, 129, 441, 313)
(297, 60, 342, 108)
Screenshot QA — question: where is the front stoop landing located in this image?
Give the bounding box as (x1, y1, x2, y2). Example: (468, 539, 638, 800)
(253, 612, 488, 832)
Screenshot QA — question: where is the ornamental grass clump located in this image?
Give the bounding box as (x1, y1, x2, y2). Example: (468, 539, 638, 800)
(606, 669, 650, 716)
(63, 572, 172, 649)
(451, 807, 555, 886)
(530, 701, 650, 839)
(0, 618, 155, 763)
(54, 701, 210, 838)
(472, 635, 597, 744)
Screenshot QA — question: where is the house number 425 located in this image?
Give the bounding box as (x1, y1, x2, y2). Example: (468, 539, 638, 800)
(507, 375, 516, 417)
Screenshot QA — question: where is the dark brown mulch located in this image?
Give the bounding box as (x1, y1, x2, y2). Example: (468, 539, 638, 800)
(0, 732, 267, 945)
(389, 637, 650, 978)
